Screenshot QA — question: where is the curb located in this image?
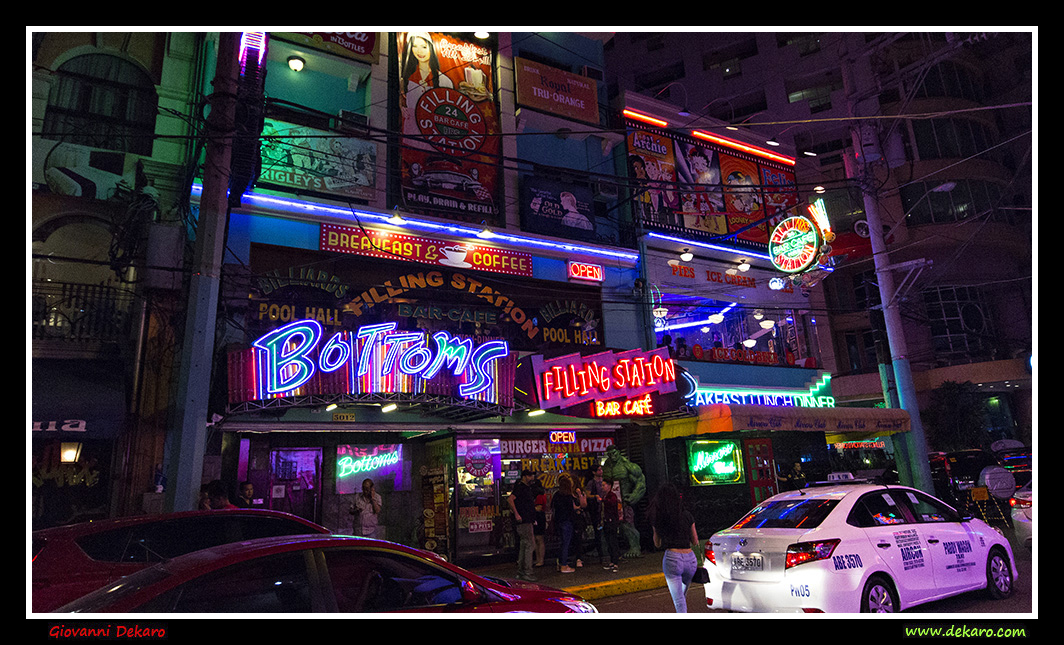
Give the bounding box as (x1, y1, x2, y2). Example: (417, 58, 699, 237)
(559, 572, 666, 601)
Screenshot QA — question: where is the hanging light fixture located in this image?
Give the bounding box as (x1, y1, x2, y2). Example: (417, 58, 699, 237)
(287, 56, 305, 72)
(680, 248, 693, 262)
(381, 403, 398, 413)
(759, 319, 776, 329)
(742, 339, 757, 348)
(738, 260, 751, 272)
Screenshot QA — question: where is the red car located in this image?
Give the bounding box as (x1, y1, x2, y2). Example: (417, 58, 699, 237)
(55, 534, 597, 613)
(32, 509, 330, 612)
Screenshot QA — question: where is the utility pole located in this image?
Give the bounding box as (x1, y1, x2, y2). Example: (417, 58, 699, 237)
(165, 32, 241, 511)
(841, 38, 934, 494)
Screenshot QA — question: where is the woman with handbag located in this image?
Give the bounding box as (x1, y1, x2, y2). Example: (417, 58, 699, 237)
(551, 474, 585, 573)
(649, 483, 700, 613)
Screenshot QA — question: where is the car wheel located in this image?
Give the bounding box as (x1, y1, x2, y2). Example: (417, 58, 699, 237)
(860, 575, 898, 613)
(985, 547, 1014, 599)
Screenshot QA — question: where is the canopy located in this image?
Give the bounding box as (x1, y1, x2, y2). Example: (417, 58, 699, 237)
(660, 404, 910, 444)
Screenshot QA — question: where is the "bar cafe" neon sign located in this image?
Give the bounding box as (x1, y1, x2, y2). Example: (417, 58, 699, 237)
(248, 318, 510, 401)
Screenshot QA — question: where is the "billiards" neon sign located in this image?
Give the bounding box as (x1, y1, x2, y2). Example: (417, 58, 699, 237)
(250, 318, 509, 400)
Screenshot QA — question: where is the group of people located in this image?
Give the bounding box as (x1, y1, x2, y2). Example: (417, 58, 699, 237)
(198, 479, 255, 510)
(508, 465, 625, 583)
(509, 467, 703, 613)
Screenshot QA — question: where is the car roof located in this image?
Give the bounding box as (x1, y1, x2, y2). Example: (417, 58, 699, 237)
(33, 509, 330, 538)
(768, 482, 916, 501)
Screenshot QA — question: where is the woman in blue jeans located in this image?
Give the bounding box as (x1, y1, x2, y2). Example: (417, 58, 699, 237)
(650, 483, 700, 612)
(551, 474, 584, 573)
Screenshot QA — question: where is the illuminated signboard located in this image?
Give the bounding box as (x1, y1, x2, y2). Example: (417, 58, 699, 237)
(687, 440, 745, 486)
(567, 261, 604, 283)
(693, 374, 835, 409)
(336, 444, 405, 494)
(768, 215, 821, 273)
(235, 318, 510, 404)
(529, 347, 677, 416)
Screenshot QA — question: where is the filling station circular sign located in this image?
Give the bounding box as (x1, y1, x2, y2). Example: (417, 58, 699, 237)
(768, 215, 822, 273)
(414, 87, 487, 157)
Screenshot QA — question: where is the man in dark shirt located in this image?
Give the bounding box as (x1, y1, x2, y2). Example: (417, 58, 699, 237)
(507, 469, 538, 581)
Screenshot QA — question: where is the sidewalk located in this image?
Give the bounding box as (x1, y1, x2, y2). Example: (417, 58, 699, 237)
(471, 552, 669, 601)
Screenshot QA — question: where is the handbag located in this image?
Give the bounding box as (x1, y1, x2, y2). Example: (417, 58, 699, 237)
(692, 566, 711, 584)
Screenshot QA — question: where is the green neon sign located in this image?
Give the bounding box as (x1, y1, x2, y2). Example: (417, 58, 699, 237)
(337, 449, 401, 478)
(687, 440, 744, 486)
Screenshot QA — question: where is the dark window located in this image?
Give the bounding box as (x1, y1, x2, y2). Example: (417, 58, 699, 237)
(76, 516, 322, 563)
(42, 54, 158, 156)
(141, 551, 313, 613)
(323, 548, 466, 612)
(898, 489, 962, 523)
(847, 491, 910, 528)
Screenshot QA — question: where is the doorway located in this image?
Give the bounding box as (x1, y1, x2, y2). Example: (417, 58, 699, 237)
(742, 437, 777, 505)
(268, 448, 321, 524)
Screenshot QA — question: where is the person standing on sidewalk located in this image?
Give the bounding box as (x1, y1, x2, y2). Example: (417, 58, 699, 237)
(600, 479, 623, 572)
(507, 470, 538, 581)
(649, 483, 700, 613)
(551, 474, 584, 573)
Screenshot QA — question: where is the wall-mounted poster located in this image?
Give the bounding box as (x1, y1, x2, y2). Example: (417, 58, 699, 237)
(396, 32, 499, 222)
(720, 152, 766, 244)
(761, 165, 800, 232)
(520, 175, 596, 241)
(627, 129, 681, 227)
(675, 140, 726, 236)
(259, 119, 376, 201)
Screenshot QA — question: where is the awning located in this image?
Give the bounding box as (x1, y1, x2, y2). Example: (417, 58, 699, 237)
(660, 404, 910, 444)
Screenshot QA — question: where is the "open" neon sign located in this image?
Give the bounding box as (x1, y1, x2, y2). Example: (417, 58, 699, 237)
(251, 319, 509, 400)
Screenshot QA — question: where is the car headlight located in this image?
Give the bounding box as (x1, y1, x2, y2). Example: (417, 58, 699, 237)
(548, 597, 598, 613)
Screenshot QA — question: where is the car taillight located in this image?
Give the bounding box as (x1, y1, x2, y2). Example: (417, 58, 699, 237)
(704, 542, 716, 565)
(785, 539, 840, 569)
(1009, 497, 1031, 509)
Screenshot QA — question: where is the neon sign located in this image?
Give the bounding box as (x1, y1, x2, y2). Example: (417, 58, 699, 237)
(768, 215, 822, 273)
(692, 374, 835, 409)
(338, 449, 401, 477)
(687, 440, 744, 486)
(530, 347, 677, 412)
(248, 319, 509, 401)
(593, 393, 654, 418)
(567, 261, 604, 283)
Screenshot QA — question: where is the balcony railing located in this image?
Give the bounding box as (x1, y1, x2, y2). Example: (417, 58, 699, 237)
(31, 281, 134, 346)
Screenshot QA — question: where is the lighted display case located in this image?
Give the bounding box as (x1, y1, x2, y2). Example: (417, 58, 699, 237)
(456, 439, 503, 558)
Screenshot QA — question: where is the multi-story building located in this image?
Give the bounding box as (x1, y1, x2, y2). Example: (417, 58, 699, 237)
(30, 32, 206, 528)
(604, 31, 1034, 461)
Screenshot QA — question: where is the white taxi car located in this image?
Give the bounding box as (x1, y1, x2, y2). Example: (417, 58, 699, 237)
(703, 478, 1017, 613)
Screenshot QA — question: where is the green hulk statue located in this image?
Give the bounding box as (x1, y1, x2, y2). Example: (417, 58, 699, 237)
(602, 444, 646, 558)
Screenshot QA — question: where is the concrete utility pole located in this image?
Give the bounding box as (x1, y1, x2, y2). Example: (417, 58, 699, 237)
(841, 40, 934, 494)
(165, 32, 241, 511)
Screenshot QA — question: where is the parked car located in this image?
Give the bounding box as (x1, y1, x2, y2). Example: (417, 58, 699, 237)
(991, 440, 1032, 488)
(1009, 481, 1032, 551)
(929, 449, 1016, 510)
(32, 509, 331, 612)
(702, 478, 1017, 613)
(56, 535, 597, 613)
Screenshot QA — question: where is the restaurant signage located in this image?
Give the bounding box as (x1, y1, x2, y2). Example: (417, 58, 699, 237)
(321, 223, 533, 277)
(687, 439, 745, 486)
(515, 57, 600, 125)
(768, 215, 822, 273)
(526, 347, 680, 417)
(274, 32, 379, 63)
(228, 318, 513, 405)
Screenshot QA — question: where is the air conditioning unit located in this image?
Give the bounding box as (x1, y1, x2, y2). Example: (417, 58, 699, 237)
(592, 179, 618, 200)
(581, 65, 605, 82)
(337, 110, 369, 136)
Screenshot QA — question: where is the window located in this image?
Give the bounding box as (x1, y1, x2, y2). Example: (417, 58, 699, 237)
(786, 76, 843, 113)
(140, 551, 313, 613)
(848, 492, 909, 528)
(923, 286, 995, 364)
(42, 54, 158, 156)
(731, 499, 839, 530)
(900, 489, 962, 523)
(324, 548, 467, 612)
(902, 179, 1005, 225)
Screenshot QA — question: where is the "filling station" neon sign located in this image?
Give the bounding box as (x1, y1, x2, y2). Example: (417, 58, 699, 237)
(249, 318, 510, 401)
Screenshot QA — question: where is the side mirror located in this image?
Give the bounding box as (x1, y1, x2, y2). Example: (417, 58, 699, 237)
(459, 579, 481, 603)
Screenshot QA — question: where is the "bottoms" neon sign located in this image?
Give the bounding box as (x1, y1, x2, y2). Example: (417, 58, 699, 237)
(251, 319, 509, 400)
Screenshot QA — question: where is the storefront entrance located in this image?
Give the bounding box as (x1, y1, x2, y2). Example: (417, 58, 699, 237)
(267, 448, 321, 523)
(742, 437, 777, 504)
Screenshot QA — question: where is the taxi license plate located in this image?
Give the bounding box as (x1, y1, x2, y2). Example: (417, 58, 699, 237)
(732, 553, 763, 571)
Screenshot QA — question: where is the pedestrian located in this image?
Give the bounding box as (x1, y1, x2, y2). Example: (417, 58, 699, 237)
(532, 478, 547, 568)
(234, 481, 254, 508)
(780, 462, 807, 491)
(584, 465, 606, 565)
(551, 474, 585, 573)
(600, 479, 622, 572)
(198, 484, 211, 510)
(351, 478, 383, 538)
(205, 479, 238, 510)
(506, 469, 538, 581)
(649, 483, 700, 613)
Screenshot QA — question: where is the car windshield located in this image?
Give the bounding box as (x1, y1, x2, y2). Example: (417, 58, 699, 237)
(731, 498, 839, 530)
(59, 566, 174, 612)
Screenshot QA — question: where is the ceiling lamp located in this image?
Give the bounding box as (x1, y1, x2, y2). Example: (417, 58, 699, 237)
(474, 31, 490, 39)
(476, 227, 495, 239)
(381, 403, 398, 413)
(759, 319, 776, 329)
(737, 260, 751, 272)
(387, 210, 406, 226)
(708, 313, 725, 324)
(287, 56, 305, 72)
(680, 248, 693, 262)
(528, 409, 546, 417)
(742, 339, 757, 348)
